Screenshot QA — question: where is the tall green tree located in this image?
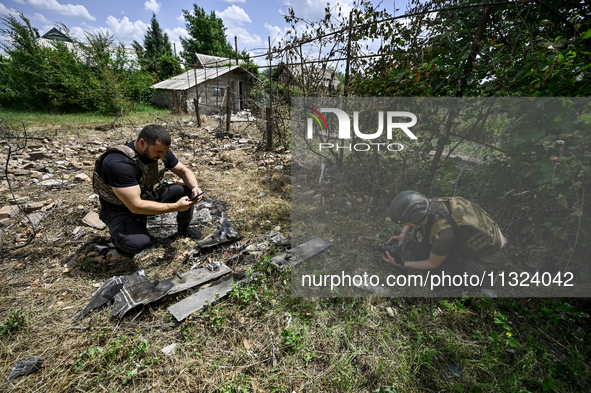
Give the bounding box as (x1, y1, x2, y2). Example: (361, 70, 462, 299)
(179, 4, 235, 63)
(132, 13, 181, 80)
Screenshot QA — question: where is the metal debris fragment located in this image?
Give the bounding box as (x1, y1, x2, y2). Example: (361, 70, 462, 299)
(7, 357, 43, 381)
(271, 237, 332, 269)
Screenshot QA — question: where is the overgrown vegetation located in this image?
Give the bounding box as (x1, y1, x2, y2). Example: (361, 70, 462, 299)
(0, 13, 155, 115)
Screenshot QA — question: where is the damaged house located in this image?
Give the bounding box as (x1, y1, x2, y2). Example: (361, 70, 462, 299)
(151, 64, 253, 115)
(271, 62, 341, 94)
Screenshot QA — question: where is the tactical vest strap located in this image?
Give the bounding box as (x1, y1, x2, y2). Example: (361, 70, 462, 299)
(438, 208, 462, 251)
(425, 197, 462, 252)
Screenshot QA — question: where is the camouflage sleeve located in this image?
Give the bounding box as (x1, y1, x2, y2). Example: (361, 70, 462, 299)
(430, 228, 455, 257)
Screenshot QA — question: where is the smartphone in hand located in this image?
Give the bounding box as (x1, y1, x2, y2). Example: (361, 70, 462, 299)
(189, 191, 204, 202)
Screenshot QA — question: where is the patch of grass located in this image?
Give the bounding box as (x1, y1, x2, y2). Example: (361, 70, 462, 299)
(72, 334, 160, 386)
(0, 105, 174, 129)
(0, 309, 28, 338)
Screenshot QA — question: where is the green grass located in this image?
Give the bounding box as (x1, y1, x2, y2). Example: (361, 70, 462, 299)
(0, 104, 175, 128)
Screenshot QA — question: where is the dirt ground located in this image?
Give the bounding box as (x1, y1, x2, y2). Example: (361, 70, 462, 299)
(0, 115, 292, 391)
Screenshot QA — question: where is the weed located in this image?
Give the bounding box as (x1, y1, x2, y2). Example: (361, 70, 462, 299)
(72, 335, 160, 385)
(0, 309, 28, 338)
(230, 268, 260, 305)
(374, 387, 398, 393)
(202, 306, 227, 332)
(282, 329, 304, 353)
(490, 311, 519, 352)
(220, 373, 250, 393)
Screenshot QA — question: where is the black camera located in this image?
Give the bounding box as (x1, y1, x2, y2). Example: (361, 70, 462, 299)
(377, 242, 403, 266)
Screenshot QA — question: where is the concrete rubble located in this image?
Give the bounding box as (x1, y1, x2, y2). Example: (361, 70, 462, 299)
(81, 211, 106, 229)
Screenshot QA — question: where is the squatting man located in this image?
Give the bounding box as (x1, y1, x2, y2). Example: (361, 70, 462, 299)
(382, 190, 508, 290)
(93, 124, 204, 256)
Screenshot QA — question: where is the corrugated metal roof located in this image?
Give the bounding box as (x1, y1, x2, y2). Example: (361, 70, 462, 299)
(195, 53, 245, 67)
(151, 65, 242, 90)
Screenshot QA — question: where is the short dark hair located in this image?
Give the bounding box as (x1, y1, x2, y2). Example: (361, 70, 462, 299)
(137, 124, 171, 146)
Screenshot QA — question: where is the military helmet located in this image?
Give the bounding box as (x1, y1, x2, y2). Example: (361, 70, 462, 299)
(389, 190, 429, 225)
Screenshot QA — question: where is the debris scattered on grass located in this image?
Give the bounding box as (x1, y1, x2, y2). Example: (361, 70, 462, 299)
(448, 362, 462, 377)
(196, 212, 241, 250)
(81, 211, 105, 229)
(271, 237, 331, 269)
(73, 264, 232, 322)
(7, 357, 43, 381)
(168, 272, 255, 321)
(161, 343, 177, 356)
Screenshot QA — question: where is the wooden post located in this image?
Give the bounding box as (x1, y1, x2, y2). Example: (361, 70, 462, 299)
(235, 36, 239, 65)
(193, 67, 200, 125)
(226, 84, 232, 132)
(299, 45, 305, 95)
(266, 107, 273, 149)
(344, 11, 353, 97)
(172, 90, 178, 113)
(267, 36, 273, 149)
(194, 99, 201, 127)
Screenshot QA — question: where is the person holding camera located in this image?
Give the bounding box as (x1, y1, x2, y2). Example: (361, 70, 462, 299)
(382, 190, 508, 281)
(93, 124, 204, 257)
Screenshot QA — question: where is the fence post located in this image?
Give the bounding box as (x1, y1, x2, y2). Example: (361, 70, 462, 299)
(194, 99, 201, 127)
(266, 107, 273, 149)
(226, 84, 232, 132)
(193, 67, 201, 126)
(344, 11, 353, 97)
(267, 36, 274, 149)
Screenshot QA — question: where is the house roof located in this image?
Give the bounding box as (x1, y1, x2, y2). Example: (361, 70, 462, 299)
(193, 53, 245, 67)
(41, 27, 72, 42)
(151, 65, 242, 90)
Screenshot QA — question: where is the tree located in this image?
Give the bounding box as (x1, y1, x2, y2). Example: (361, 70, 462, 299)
(132, 13, 181, 80)
(179, 4, 235, 63)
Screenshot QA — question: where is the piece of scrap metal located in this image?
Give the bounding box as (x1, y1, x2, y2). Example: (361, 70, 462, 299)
(157, 263, 231, 295)
(271, 237, 332, 269)
(168, 272, 254, 322)
(196, 212, 241, 250)
(168, 274, 235, 321)
(73, 276, 125, 322)
(7, 357, 43, 381)
(112, 271, 173, 318)
(73, 265, 231, 322)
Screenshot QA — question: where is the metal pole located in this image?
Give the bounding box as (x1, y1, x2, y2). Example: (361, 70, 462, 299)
(235, 36, 238, 65)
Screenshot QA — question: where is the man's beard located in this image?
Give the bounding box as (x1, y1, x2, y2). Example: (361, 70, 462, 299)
(142, 146, 159, 161)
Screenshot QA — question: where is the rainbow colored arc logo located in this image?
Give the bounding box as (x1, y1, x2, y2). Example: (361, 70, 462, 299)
(303, 106, 329, 132)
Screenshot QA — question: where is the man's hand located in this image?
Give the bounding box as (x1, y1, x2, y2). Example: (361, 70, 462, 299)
(387, 234, 405, 245)
(387, 224, 412, 245)
(175, 196, 196, 211)
(382, 251, 403, 268)
(190, 186, 203, 203)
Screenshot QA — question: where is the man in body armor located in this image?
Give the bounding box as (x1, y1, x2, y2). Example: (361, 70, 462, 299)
(93, 124, 203, 256)
(382, 190, 507, 285)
